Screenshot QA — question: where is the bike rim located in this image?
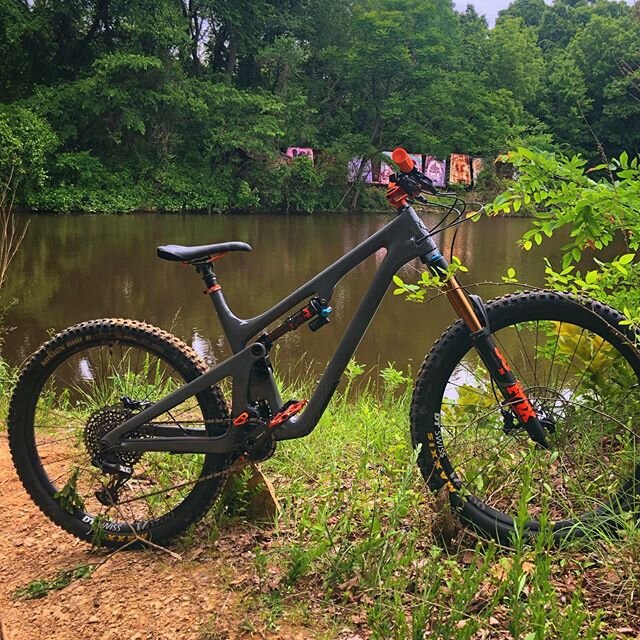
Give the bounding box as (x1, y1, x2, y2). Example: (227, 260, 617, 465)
(29, 341, 217, 535)
(438, 318, 640, 528)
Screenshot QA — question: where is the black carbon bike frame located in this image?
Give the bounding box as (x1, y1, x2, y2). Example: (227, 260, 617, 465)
(101, 203, 550, 457)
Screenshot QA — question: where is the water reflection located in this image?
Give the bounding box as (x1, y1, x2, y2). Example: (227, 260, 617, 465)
(4, 212, 562, 379)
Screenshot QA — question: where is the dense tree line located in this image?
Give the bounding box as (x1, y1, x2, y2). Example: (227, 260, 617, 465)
(0, 0, 639, 212)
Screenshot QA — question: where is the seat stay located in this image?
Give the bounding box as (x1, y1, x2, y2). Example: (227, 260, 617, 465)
(100, 341, 267, 449)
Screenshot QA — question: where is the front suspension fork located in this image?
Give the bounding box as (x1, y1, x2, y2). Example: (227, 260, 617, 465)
(426, 253, 550, 448)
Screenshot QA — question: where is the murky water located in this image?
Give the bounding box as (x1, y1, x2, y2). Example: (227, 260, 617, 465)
(2, 212, 564, 379)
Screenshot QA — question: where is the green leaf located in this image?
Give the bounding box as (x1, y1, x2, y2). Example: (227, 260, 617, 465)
(618, 254, 635, 265)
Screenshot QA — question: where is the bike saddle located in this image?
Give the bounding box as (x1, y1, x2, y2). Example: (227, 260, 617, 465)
(157, 241, 252, 263)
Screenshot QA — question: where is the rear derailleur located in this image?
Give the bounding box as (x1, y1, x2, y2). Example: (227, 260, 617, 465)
(93, 456, 132, 506)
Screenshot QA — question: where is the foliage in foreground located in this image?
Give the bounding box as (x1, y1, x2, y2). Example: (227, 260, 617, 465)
(3, 361, 638, 636)
(488, 147, 640, 329)
(194, 368, 636, 639)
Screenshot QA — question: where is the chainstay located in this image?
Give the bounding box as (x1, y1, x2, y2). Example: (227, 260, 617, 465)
(109, 418, 273, 506)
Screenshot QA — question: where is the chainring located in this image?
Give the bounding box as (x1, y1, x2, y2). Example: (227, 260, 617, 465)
(246, 431, 277, 463)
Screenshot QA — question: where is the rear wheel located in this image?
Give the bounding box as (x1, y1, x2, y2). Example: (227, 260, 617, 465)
(9, 319, 232, 547)
(411, 291, 640, 543)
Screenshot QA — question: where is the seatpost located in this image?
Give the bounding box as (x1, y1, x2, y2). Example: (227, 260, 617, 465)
(197, 262, 219, 295)
(195, 262, 244, 353)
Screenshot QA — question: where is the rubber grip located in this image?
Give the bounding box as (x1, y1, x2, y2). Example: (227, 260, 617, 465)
(392, 147, 414, 173)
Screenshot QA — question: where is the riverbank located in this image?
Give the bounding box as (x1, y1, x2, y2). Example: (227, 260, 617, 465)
(13, 185, 506, 216)
(1, 367, 638, 639)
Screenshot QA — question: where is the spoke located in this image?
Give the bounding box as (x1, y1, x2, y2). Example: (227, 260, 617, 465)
(458, 436, 520, 490)
(34, 433, 79, 447)
(513, 321, 540, 389)
(445, 379, 492, 399)
(484, 453, 533, 510)
(554, 327, 585, 394)
(33, 421, 83, 431)
(441, 401, 497, 411)
(545, 321, 562, 393)
(133, 345, 143, 397)
(446, 436, 519, 474)
(457, 361, 486, 389)
(567, 337, 606, 404)
(49, 464, 95, 487)
(116, 474, 206, 506)
(42, 451, 86, 466)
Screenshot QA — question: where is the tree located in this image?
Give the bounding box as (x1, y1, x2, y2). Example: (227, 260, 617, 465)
(568, 12, 640, 156)
(486, 17, 545, 107)
(0, 105, 57, 196)
(497, 0, 547, 28)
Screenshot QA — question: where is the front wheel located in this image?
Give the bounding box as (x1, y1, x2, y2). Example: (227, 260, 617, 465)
(411, 291, 640, 543)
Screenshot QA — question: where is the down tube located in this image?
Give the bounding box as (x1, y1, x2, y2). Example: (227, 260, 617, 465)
(275, 253, 401, 441)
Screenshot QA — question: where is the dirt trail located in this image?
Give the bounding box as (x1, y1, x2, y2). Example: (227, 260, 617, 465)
(0, 435, 319, 640)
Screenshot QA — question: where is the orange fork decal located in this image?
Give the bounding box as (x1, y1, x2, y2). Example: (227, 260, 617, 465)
(505, 381, 537, 423)
(494, 347, 511, 375)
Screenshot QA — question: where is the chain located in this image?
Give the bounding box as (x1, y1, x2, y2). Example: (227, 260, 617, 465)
(147, 417, 264, 428)
(93, 413, 274, 507)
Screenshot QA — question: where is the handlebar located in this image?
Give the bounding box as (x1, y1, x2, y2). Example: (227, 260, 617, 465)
(386, 147, 438, 209)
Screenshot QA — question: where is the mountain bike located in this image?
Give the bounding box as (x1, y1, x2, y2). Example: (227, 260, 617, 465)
(8, 148, 640, 547)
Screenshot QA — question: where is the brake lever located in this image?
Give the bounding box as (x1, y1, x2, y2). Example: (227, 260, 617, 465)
(414, 171, 437, 196)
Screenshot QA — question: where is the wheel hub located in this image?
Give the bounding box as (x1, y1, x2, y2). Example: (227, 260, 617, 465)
(502, 386, 569, 437)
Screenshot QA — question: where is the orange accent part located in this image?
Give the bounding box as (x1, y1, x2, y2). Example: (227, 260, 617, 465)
(208, 252, 229, 263)
(269, 400, 308, 428)
(392, 147, 415, 173)
(386, 183, 408, 208)
(233, 412, 250, 427)
(203, 284, 222, 295)
(494, 347, 511, 376)
(302, 307, 313, 319)
(505, 381, 537, 423)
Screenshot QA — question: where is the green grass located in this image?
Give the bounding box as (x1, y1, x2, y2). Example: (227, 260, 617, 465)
(210, 368, 639, 639)
(2, 359, 639, 637)
(12, 564, 96, 600)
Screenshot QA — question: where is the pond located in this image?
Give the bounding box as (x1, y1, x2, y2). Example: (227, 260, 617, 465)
(3, 212, 562, 381)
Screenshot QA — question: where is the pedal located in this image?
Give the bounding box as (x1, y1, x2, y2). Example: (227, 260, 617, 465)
(269, 400, 308, 428)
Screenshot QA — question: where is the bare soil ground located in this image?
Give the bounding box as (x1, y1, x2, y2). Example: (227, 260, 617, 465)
(0, 435, 335, 640)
